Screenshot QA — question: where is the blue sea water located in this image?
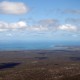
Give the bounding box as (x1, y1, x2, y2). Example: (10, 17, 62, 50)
(0, 41, 80, 51)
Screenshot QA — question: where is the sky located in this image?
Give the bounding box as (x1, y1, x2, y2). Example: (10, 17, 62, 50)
(0, 0, 80, 42)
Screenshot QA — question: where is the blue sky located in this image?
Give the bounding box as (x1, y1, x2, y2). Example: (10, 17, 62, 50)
(0, 0, 80, 42)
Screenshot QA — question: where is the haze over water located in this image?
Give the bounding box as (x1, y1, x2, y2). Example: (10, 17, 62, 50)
(0, 41, 80, 50)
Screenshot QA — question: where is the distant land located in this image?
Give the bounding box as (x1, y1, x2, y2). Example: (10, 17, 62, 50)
(0, 49, 80, 80)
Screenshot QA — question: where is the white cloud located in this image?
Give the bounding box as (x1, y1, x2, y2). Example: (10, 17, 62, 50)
(0, 21, 49, 32)
(0, 19, 78, 33)
(0, 21, 8, 31)
(9, 21, 27, 30)
(0, 1, 29, 14)
(58, 24, 77, 31)
(29, 25, 48, 31)
(0, 21, 27, 31)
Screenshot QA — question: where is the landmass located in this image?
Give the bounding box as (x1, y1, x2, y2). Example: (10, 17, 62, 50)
(0, 47, 80, 80)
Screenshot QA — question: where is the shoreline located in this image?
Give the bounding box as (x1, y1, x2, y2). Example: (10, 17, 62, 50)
(0, 46, 80, 52)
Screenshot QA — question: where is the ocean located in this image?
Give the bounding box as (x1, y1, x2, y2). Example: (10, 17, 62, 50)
(0, 41, 80, 51)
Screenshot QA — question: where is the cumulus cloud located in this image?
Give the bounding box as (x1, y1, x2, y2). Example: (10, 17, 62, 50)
(9, 21, 27, 29)
(0, 21, 27, 31)
(58, 24, 77, 31)
(0, 1, 29, 14)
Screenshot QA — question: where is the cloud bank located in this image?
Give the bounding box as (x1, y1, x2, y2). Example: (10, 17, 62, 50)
(0, 19, 78, 32)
